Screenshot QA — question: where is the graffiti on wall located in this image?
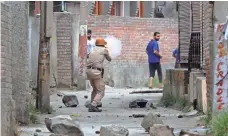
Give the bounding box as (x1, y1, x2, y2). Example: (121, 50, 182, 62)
(213, 19, 228, 112)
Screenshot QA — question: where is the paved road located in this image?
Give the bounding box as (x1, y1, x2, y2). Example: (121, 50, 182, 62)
(20, 87, 203, 136)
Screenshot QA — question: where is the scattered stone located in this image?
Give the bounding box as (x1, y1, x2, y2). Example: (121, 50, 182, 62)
(34, 133, 38, 136)
(129, 99, 148, 108)
(87, 116, 91, 118)
(156, 114, 161, 117)
(150, 103, 157, 109)
(62, 95, 79, 107)
(179, 130, 200, 136)
(100, 124, 129, 136)
(141, 112, 164, 132)
(35, 129, 41, 132)
(57, 93, 63, 97)
(45, 115, 84, 136)
(95, 131, 100, 134)
(84, 95, 88, 99)
(149, 124, 174, 136)
(50, 134, 67, 136)
(59, 106, 62, 108)
(85, 100, 91, 108)
(177, 115, 183, 118)
(133, 114, 145, 118)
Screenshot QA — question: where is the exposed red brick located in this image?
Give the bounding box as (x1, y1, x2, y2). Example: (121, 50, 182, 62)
(88, 15, 178, 64)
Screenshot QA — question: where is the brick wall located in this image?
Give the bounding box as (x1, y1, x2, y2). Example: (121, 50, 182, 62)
(54, 12, 73, 88)
(1, 3, 16, 136)
(55, 13, 178, 88)
(202, 2, 214, 108)
(88, 15, 178, 64)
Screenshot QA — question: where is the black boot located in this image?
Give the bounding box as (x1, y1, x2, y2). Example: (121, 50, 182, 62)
(88, 105, 102, 112)
(97, 103, 102, 108)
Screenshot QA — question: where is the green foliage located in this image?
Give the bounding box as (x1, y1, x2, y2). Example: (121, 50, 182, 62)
(159, 92, 176, 107)
(211, 111, 228, 136)
(28, 104, 40, 124)
(40, 105, 54, 114)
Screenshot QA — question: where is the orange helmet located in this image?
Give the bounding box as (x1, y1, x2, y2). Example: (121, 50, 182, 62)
(95, 37, 107, 46)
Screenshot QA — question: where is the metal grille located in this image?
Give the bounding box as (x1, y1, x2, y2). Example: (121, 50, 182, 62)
(188, 32, 201, 72)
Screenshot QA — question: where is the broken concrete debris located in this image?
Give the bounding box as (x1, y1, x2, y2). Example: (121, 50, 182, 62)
(129, 99, 148, 108)
(132, 114, 145, 118)
(149, 124, 174, 136)
(100, 124, 129, 136)
(45, 115, 84, 136)
(141, 112, 164, 132)
(62, 95, 79, 107)
(179, 130, 200, 136)
(150, 103, 157, 109)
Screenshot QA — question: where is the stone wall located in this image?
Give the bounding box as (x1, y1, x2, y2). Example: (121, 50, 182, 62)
(4, 1, 30, 124)
(1, 3, 16, 136)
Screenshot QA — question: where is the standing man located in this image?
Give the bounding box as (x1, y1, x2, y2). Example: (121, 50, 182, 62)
(87, 29, 96, 58)
(86, 38, 112, 112)
(172, 48, 180, 68)
(146, 32, 163, 89)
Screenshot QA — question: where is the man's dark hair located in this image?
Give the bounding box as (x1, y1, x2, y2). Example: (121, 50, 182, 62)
(87, 29, 92, 34)
(154, 32, 160, 36)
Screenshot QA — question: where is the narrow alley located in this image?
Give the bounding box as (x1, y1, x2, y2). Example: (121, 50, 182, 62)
(20, 87, 206, 136)
(1, 1, 228, 136)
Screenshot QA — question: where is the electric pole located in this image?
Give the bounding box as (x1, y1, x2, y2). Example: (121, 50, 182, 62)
(77, 1, 88, 90)
(37, 1, 53, 112)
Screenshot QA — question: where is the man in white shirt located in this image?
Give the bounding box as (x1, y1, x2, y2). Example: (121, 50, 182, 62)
(87, 29, 96, 58)
(86, 29, 95, 91)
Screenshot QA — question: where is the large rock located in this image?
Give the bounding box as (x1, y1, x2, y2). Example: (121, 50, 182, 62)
(62, 95, 79, 107)
(149, 124, 174, 136)
(129, 99, 148, 108)
(45, 115, 84, 136)
(100, 124, 129, 136)
(141, 112, 164, 132)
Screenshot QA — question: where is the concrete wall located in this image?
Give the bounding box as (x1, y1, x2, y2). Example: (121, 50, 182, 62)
(7, 1, 30, 124)
(54, 12, 74, 88)
(163, 69, 207, 112)
(29, 16, 40, 88)
(130, 1, 137, 17)
(144, 1, 154, 18)
(88, 15, 178, 87)
(66, 2, 80, 14)
(211, 1, 228, 112)
(1, 3, 16, 136)
(71, 14, 80, 86)
(102, 1, 110, 15)
(123, 1, 130, 17)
